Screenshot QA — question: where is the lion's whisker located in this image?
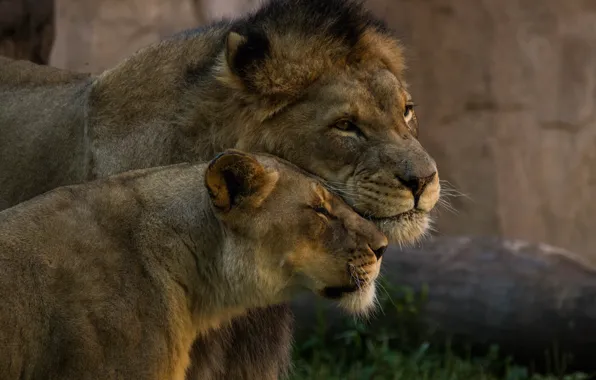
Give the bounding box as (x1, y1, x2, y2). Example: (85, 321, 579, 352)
(439, 181, 471, 200)
(437, 197, 458, 215)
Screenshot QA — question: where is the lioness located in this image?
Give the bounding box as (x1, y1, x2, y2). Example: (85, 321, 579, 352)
(0, 0, 440, 377)
(0, 150, 388, 380)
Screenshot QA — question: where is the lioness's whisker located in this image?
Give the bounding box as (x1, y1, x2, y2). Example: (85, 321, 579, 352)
(322, 183, 360, 198)
(347, 264, 363, 290)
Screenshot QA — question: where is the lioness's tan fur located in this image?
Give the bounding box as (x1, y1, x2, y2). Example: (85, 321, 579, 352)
(0, 150, 387, 380)
(0, 0, 440, 378)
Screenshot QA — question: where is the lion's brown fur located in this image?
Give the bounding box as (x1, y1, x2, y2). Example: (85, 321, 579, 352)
(0, 151, 387, 380)
(0, 56, 89, 86)
(0, 0, 440, 378)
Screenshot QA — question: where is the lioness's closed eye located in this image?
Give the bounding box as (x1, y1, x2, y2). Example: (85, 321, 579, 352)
(0, 149, 386, 380)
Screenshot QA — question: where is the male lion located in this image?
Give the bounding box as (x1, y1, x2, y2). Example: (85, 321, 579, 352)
(0, 0, 440, 378)
(0, 149, 388, 380)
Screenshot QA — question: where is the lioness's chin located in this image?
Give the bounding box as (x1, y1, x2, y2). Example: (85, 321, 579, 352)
(339, 284, 377, 316)
(369, 210, 430, 245)
(321, 284, 377, 317)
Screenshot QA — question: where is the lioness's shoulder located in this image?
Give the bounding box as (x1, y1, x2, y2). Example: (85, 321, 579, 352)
(0, 56, 91, 87)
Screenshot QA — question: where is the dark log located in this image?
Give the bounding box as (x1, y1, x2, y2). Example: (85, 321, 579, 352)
(0, 0, 55, 64)
(291, 236, 596, 372)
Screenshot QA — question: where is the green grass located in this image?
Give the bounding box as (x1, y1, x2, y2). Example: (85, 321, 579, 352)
(291, 339, 589, 380)
(289, 281, 590, 380)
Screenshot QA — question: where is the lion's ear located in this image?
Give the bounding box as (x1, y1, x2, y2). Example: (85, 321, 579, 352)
(205, 149, 279, 213)
(225, 30, 270, 89)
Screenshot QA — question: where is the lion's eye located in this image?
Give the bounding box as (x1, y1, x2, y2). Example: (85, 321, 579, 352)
(333, 120, 363, 136)
(313, 205, 331, 218)
(404, 103, 415, 122)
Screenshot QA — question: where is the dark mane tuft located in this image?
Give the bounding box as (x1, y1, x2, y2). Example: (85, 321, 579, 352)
(231, 0, 389, 48)
(176, 0, 403, 100)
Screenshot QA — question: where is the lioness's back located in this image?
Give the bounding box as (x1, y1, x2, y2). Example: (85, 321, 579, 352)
(0, 181, 178, 380)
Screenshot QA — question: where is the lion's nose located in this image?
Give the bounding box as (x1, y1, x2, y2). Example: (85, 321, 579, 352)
(397, 172, 436, 199)
(368, 232, 388, 260)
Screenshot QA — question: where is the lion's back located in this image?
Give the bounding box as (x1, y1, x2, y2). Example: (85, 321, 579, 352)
(0, 58, 93, 210)
(0, 56, 91, 88)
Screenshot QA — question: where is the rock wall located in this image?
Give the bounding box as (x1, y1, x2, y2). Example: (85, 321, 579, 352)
(46, 0, 596, 260)
(49, 0, 198, 73)
(49, 0, 260, 73)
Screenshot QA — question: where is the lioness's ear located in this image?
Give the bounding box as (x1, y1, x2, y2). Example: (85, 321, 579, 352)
(205, 149, 279, 213)
(225, 30, 270, 88)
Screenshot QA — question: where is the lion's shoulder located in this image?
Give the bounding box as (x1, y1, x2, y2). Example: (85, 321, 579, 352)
(0, 56, 91, 88)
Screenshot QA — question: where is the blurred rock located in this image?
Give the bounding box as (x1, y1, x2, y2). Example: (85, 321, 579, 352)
(292, 236, 596, 371)
(48, 0, 263, 74)
(193, 0, 260, 24)
(49, 0, 199, 73)
(0, 0, 55, 64)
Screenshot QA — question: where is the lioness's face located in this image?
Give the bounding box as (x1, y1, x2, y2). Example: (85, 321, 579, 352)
(205, 150, 388, 315)
(261, 173, 389, 316)
(249, 68, 440, 244)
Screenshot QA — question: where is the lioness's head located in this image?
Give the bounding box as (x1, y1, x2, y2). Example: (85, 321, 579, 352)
(211, 0, 440, 244)
(205, 150, 388, 315)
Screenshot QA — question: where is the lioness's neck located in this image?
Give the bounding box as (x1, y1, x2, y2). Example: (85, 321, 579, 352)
(99, 164, 256, 332)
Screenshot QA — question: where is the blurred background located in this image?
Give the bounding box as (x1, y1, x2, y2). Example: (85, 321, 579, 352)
(2, 0, 596, 378)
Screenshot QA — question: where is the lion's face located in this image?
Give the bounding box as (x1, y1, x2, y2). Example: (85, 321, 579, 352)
(217, 12, 441, 246)
(237, 67, 440, 244)
(205, 150, 388, 315)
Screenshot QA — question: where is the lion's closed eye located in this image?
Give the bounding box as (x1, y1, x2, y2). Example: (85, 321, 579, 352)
(331, 119, 366, 139)
(404, 103, 415, 121)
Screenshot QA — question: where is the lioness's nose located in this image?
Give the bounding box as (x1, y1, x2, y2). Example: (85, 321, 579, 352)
(372, 245, 387, 260)
(369, 234, 388, 260)
(398, 172, 436, 199)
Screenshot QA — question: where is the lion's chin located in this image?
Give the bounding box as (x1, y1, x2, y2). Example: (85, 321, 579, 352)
(368, 210, 431, 246)
(321, 283, 377, 317)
